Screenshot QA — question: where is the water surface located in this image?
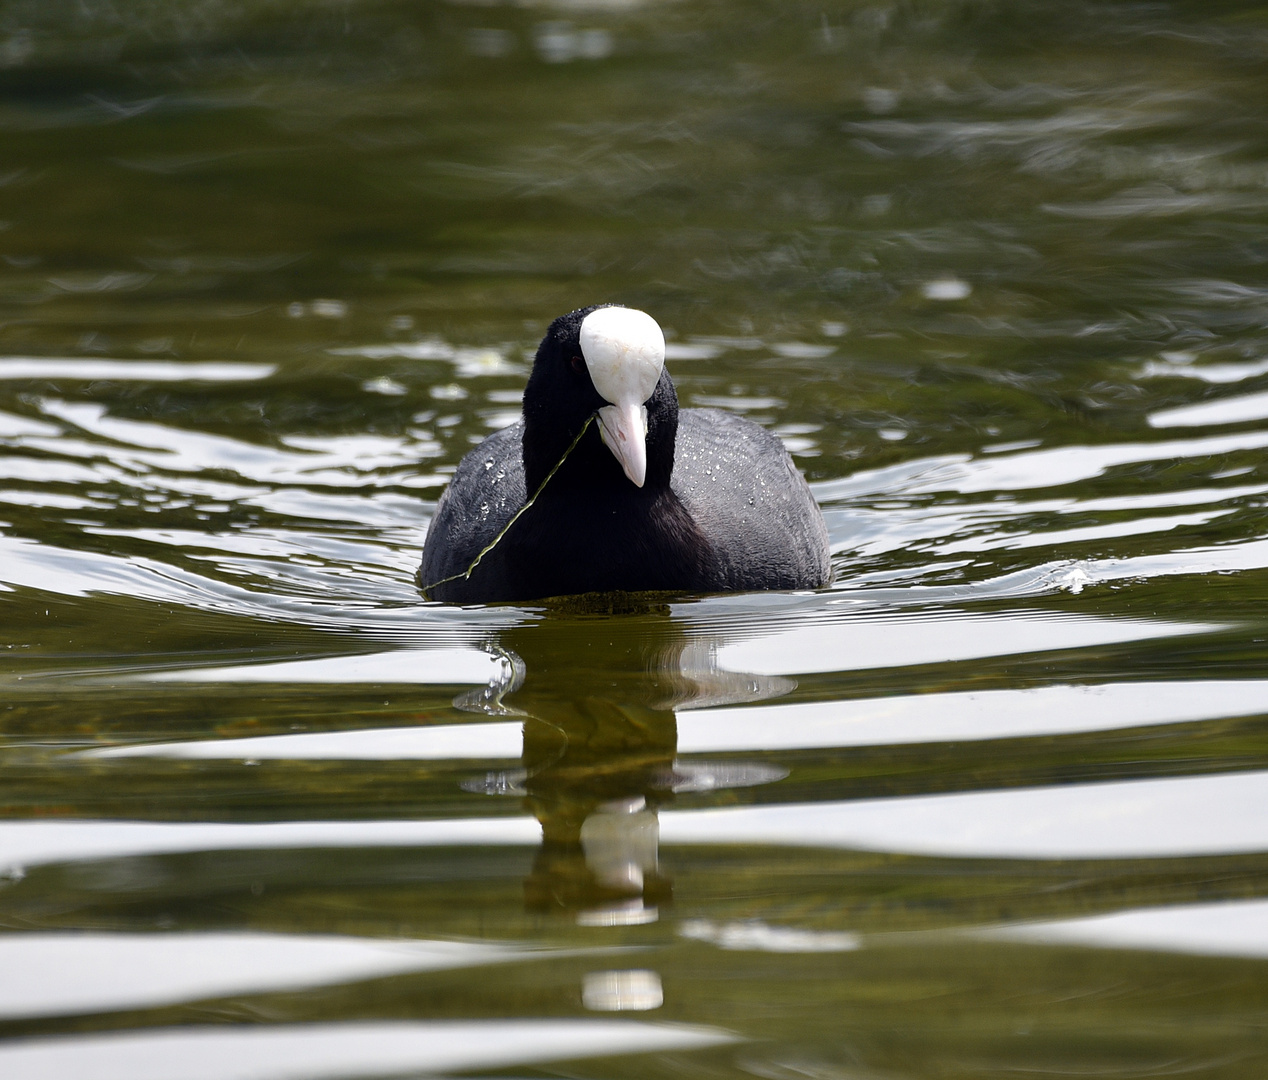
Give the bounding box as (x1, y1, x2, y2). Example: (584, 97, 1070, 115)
(3, 2, 1268, 1077)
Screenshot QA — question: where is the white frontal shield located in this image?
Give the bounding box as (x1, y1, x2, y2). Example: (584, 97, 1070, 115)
(579, 307, 666, 488)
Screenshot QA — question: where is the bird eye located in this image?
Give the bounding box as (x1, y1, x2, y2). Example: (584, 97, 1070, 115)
(570, 355, 586, 376)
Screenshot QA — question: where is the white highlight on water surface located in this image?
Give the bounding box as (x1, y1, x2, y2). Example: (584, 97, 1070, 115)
(714, 613, 1220, 677)
(830, 427, 1268, 498)
(0, 1020, 734, 1080)
(8, 769, 1268, 877)
(1148, 388, 1268, 428)
(679, 920, 859, 954)
(771, 342, 837, 359)
(15, 397, 441, 490)
(659, 768, 1268, 859)
(933, 507, 1234, 555)
(0, 933, 537, 1020)
(0, 409, 60, 437)
(534, 23, 614, 64)
(678, 680, 1268, 753)
(1085, 536, 1268, 581)
(0, 818, 541, 876)
(663, 341, 722, 360)
(136, 647, 504, 685)
(0, 359, 274, 381)
(978, 899, 1268, 960)
(11, 769, 1268, 880)
(1138, 354, 1268, 384)
(361, 375, 407, 396)
(330, 340, 522, 378)
(91, 721, 524, 761)
(691, 394, 784, 411)
(920, 278, 971, 301)
(582, 970, 664, 1012)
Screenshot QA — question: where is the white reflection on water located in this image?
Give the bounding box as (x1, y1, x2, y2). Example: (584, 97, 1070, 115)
(823, 476, 1265, 576)
(0, 359, 274, 381)
(826, 479, 1262, 556)
(679, 680, 1268, 752)
(933, 508, 1235, 554)
(679, 920, 859, 954)
(0, 933, 538, 1020)
(921, 278, 971, 301)
(1149, 388, 1268, 429)
(660, 769, 1268, 859)
(78, 674, 1268, 767)
(581, 970, 663, 1012)
(10, 768, 1268, 876)
(813, 428, 1268, 516)
(0, 1020, 734, 1080)
(0, 533, 207, 600)
(1043, 188, 1265, 218)
(890, 429, 1268, 495)
(30, 399, 437, 489)
(0, 409, 60, 437)
(715, 613, 1220, 677)
(1138, 355, 1268, 384)
(136, 647, 504, 686)
(0, 818, 540, 876)
(330, 341, 523, 378)
(663, 342, 722, 360)
(979, 899, 1268, 960)
(91, 721, 523, 760)
(1053, 536, 1268, 586)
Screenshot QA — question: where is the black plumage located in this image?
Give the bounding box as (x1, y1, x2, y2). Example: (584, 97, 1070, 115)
(419, 306, 831, 603)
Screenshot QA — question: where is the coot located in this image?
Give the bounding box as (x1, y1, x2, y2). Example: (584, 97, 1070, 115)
(419, 305, 830, 602)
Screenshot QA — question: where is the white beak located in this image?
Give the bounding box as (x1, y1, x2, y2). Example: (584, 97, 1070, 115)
(597, 399, 649, 488)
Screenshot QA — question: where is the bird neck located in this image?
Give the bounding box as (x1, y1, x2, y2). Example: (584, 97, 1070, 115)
(522, 413, 676, 496)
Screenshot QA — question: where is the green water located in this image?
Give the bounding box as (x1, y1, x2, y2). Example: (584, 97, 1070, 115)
(3, 1, 1268, 1076)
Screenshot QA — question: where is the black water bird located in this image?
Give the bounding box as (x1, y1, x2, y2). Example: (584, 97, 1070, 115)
(419, 305, 831, 603)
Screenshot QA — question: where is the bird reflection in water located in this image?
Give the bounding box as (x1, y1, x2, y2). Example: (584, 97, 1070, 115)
(459, 599, 791, 934)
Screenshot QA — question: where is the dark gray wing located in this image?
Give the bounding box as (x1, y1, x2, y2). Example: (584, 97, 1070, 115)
(418, 422, 527, 600)
(673, 408, 831, 590)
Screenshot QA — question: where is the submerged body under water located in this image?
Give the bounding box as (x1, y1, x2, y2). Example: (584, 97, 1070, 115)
(3, 1, 1268, 1078)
